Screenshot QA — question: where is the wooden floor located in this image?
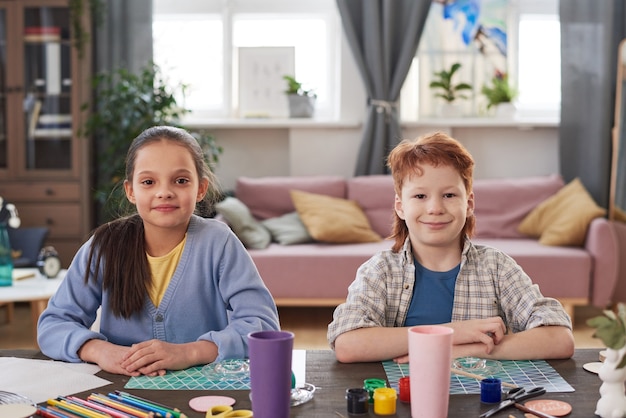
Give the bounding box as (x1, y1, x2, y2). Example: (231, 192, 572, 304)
(0, 302, 605, 351)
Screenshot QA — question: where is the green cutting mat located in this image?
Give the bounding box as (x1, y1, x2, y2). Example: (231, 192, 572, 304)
(382, 359, 575, 395)
(124, 366, 250, 390)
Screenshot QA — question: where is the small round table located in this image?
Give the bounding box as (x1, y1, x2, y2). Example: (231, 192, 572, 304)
(0, 268, 66, 347)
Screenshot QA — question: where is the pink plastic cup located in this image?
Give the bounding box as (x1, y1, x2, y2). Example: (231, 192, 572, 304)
(408, 325, 454, 418)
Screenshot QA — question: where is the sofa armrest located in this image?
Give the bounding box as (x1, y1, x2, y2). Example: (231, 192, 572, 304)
(586, 217, 619, 307)
(605, 221, 626, 306)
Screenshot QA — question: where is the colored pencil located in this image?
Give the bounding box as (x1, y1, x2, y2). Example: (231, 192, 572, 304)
(108, 392, 170, 417)
(48, 398, 110, 418)
(114, 391, 184, 417)
(67, 395, 134, 418)
(14, 272, 36, 280)
(61, 396, 120, 417)
(36, 407, 57, 418)
(37, 405, 74, 418)
(87, 393, 151, 418)
(46, 400, 90, 418)
(110, 392, 185, 418)
(46, 405, 84, 418)
(36, 409, 59, 418)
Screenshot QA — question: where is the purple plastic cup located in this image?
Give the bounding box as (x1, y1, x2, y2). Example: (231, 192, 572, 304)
(248, 330, 294, 418)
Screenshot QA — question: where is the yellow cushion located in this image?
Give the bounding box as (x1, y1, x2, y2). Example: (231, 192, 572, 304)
(518, 178, 606, 246)
(290, 190, 382, 243)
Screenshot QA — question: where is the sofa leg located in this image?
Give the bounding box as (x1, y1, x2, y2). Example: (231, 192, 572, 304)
(556, 298, 588, 327)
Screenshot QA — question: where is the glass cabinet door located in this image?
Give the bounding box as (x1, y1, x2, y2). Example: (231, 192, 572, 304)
(0, 7, 7, 171)
(22, 6, 72, 171)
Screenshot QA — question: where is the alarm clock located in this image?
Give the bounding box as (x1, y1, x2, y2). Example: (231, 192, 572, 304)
(37, 246, 62, 278)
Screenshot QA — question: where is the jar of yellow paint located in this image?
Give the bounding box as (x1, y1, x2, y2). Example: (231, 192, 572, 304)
(373, 387, 397, 415)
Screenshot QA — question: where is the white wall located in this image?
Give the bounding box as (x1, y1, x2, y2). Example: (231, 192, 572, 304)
(403, 125, 559, 180)
(208, 121, 559, 191)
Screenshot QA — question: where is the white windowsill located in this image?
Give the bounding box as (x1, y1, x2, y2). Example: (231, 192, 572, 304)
(184, 118, 362, 130)
(183, 116, 559, 130)
(403, 116, 559, 129)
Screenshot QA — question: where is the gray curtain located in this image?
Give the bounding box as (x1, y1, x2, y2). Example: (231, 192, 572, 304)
(559, 1, 626, 208)
(93, 0, 153, 74)
(90, 0, 152, 222)
(336, 0, 431, 175)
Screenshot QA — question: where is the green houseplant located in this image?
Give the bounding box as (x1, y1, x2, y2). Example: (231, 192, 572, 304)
(429, 62, 473, 104)
(481, 70, 518, 110)
(81, 62, 223, 223)
(588, 303, 626, 368)
(283, 75, 316, 118)
(69, 0, 105, 59)
(283, 75, 316, 97)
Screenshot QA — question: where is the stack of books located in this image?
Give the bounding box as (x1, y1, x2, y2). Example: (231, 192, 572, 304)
(31, 113, 72, 138)
(23, 26, 61, 42)
(24, 27, 62, 95)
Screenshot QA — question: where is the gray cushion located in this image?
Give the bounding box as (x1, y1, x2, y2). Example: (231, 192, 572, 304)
(215, 197, 271, 249)
(261, 212, 313, 245)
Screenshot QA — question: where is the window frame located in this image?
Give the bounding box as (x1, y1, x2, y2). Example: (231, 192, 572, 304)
(152, 0, 340, 121)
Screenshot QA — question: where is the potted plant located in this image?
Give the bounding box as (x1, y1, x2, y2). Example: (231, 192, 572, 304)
(81, 62, 223, 223)
(481, 70, 518, 117)
(429, 62, 473, 117)
(283, 75, 316, 118)
(588, 303, 626, 417)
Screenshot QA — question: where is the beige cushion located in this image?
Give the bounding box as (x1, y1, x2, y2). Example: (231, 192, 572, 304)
(215, 197, 271, 249)
(290, 190, 382, 244)
(518, 178, 606, 246)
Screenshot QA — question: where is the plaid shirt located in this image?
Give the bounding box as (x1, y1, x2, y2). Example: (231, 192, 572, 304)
(327, 237, 572, 347)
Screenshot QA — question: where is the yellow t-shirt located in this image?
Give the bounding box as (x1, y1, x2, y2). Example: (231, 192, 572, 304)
(146, 235, 186, 307)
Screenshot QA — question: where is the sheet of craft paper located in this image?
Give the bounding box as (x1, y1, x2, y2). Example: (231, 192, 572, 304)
(382, 359, 575, 395)
(0, 357, 111, 404)
(125, 349, 307, 391)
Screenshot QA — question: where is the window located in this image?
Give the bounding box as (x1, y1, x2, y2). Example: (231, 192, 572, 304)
(517, 14, 560, 116)
(153, 0, 339, 121)
(153, 15, 223, 113)
(401, 0, 560, 120)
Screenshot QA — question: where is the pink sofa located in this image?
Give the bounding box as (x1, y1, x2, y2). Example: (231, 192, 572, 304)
(233, 174, 621, 320)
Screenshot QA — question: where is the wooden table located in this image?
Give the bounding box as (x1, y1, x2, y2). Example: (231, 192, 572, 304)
(0, 268, 65, 346)
(4, 348, 604, 417)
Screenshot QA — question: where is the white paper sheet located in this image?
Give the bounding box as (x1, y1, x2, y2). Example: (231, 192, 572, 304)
(2, 351, 306, 404)
(0, 357, 111, 404)
(292, 349, 306, 387)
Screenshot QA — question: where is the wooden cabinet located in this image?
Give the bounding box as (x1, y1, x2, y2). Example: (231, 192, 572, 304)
(0, 0, 91, 267)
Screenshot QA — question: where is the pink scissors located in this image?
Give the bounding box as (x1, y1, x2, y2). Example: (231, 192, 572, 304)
(206, 405, 253, 418)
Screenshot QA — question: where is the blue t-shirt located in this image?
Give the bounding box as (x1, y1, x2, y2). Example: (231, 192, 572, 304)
(404, 259, 460, 326)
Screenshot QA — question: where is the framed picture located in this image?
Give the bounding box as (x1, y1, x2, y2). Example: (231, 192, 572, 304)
(238, 46, 295, 118)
